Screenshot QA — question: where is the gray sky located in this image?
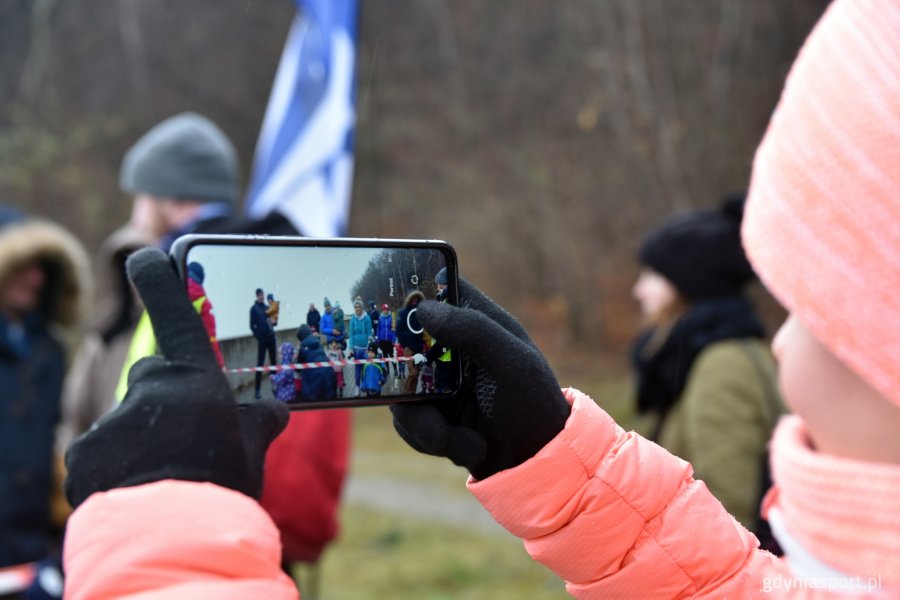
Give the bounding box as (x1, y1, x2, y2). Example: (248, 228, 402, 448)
(187, 244, 380, 340)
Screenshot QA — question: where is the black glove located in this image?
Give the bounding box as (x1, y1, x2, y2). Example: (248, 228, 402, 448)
(391, 279, 570, 480)
(64, 248, 289, 508)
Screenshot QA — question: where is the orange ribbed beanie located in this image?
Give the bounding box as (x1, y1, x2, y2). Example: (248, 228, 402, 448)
(743, 0, 900, 407)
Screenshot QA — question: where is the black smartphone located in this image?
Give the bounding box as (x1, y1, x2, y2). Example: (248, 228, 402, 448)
(169, 234, 461, 409)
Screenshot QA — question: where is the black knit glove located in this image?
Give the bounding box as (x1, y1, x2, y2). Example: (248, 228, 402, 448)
(64, 248, 289, 508)
(391, 279, 570, 480)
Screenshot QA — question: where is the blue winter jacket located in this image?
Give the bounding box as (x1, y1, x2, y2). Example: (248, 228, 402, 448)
(360, 361, 385, 394)
(377, 314, 395, 343)
(296, 333, 336, 402)
(349, 313, 372, 349)
(321, 310, 339, 343)
(0, 314, 65, 566)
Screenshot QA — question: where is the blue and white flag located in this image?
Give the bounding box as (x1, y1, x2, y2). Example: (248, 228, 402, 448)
(245, 0, 358, 237)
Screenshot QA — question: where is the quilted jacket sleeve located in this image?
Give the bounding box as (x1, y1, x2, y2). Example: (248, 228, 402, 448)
(468, 389, 792, 599)
(64, 480, 299, 600)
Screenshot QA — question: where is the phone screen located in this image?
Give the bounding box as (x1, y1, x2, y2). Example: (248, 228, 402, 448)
(172, 236, 460, 409)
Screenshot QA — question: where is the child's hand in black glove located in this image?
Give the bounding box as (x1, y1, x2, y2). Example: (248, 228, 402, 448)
(64, 248, 289, 509)
(391, 279, 570, 480)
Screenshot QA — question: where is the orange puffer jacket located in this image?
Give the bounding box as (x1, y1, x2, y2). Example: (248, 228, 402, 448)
(63, 390, 899, 598)
(64, 480, 299, 599)
(468, 389, 897, 599)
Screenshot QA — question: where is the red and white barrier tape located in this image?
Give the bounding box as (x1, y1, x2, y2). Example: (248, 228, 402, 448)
(224, 355, 414, 374)
(0, 563, 36, 595)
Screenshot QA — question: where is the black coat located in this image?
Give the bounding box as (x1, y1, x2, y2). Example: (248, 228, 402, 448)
(193, 211, 297, 237)
(296, 333, 336, 402)
(0, 316, 65, 566)
(367, 309, 380, 335)
(161, 211, 299, 253)
(396, 306, 424, 353)
(306, 309, 321, 331)
(425, 340, 457, 391)
(249, 301, 274, 341)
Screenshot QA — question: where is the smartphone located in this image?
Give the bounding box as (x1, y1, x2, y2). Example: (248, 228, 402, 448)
(169, 234, 461, 409)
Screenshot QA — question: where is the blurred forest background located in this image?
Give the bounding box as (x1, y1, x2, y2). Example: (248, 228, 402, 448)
(2, 2, 831, 598)
(0, 0, 827, 364)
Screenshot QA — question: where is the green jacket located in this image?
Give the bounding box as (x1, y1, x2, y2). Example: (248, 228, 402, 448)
(656, 339, 784, 529)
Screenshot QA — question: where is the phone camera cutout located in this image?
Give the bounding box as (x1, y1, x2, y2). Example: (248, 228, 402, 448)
(407, 308, 424, 334)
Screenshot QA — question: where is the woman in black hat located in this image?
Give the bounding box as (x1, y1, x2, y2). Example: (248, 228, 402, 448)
(630, 194, 784, 537)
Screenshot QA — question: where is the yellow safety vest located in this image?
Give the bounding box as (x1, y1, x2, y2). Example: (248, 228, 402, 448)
(115, 296, 208, 403)
(436, 297, 451, 362)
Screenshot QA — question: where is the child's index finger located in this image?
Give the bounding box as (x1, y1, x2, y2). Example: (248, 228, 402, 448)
(126, 247, 220, 368)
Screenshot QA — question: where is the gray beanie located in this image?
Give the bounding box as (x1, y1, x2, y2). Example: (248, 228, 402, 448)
(119, 112, 240, 204)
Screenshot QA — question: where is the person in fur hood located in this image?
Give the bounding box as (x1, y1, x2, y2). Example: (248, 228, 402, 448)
(0, 205, 90, 568)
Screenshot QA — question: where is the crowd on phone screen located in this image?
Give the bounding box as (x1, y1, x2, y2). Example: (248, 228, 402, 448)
(247, 282, 451, 404)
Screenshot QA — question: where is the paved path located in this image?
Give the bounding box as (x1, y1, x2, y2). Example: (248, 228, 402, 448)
(342, 472, 509, 536)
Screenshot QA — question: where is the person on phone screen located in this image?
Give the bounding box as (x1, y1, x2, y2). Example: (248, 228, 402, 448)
(331, 301, 346, 349)
(271, 342, 297, 403)
(359, 343, 386, 398)
(250, 288, 277, 400)
(186, 262, 224, 368)
(349, 300, 372, 391)
(295, 325, 337, 403)
(395, 290, 425, 394)
(367, 300, 379, 337)
(320, 298, 334, 342)
(414, 268, 456, 394)
(376, 304, 397, 377)
(321, 298, 344, 349)
(266, 293, 280, 328)
(306, 302, 321, 333)
(326, 339, 345, 398)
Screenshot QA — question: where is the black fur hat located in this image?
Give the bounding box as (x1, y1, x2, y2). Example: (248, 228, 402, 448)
(638, 193, 756, 300)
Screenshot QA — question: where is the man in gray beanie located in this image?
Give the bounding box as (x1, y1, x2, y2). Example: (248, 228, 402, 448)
(120, 112, 296, 250)
(76, 112, 302, 408)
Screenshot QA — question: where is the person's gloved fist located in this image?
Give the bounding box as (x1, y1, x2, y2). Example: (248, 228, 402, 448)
(413, 353, 427, 365)
(391, 278, 570, 480)
(64, 248, 289, 509)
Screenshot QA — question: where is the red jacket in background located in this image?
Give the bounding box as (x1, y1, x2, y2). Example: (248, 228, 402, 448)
(187, 278, 224, 367)
(259, 409, 352, 563)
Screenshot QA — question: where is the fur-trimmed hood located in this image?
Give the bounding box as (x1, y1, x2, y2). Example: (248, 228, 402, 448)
(0, 213, 92, 329)
(403, 290, 425, 308)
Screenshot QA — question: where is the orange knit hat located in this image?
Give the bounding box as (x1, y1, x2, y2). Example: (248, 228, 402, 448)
(743, 0, 900, 407)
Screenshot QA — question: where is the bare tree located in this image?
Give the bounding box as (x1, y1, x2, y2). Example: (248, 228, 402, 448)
(0, 0, 826, 352)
